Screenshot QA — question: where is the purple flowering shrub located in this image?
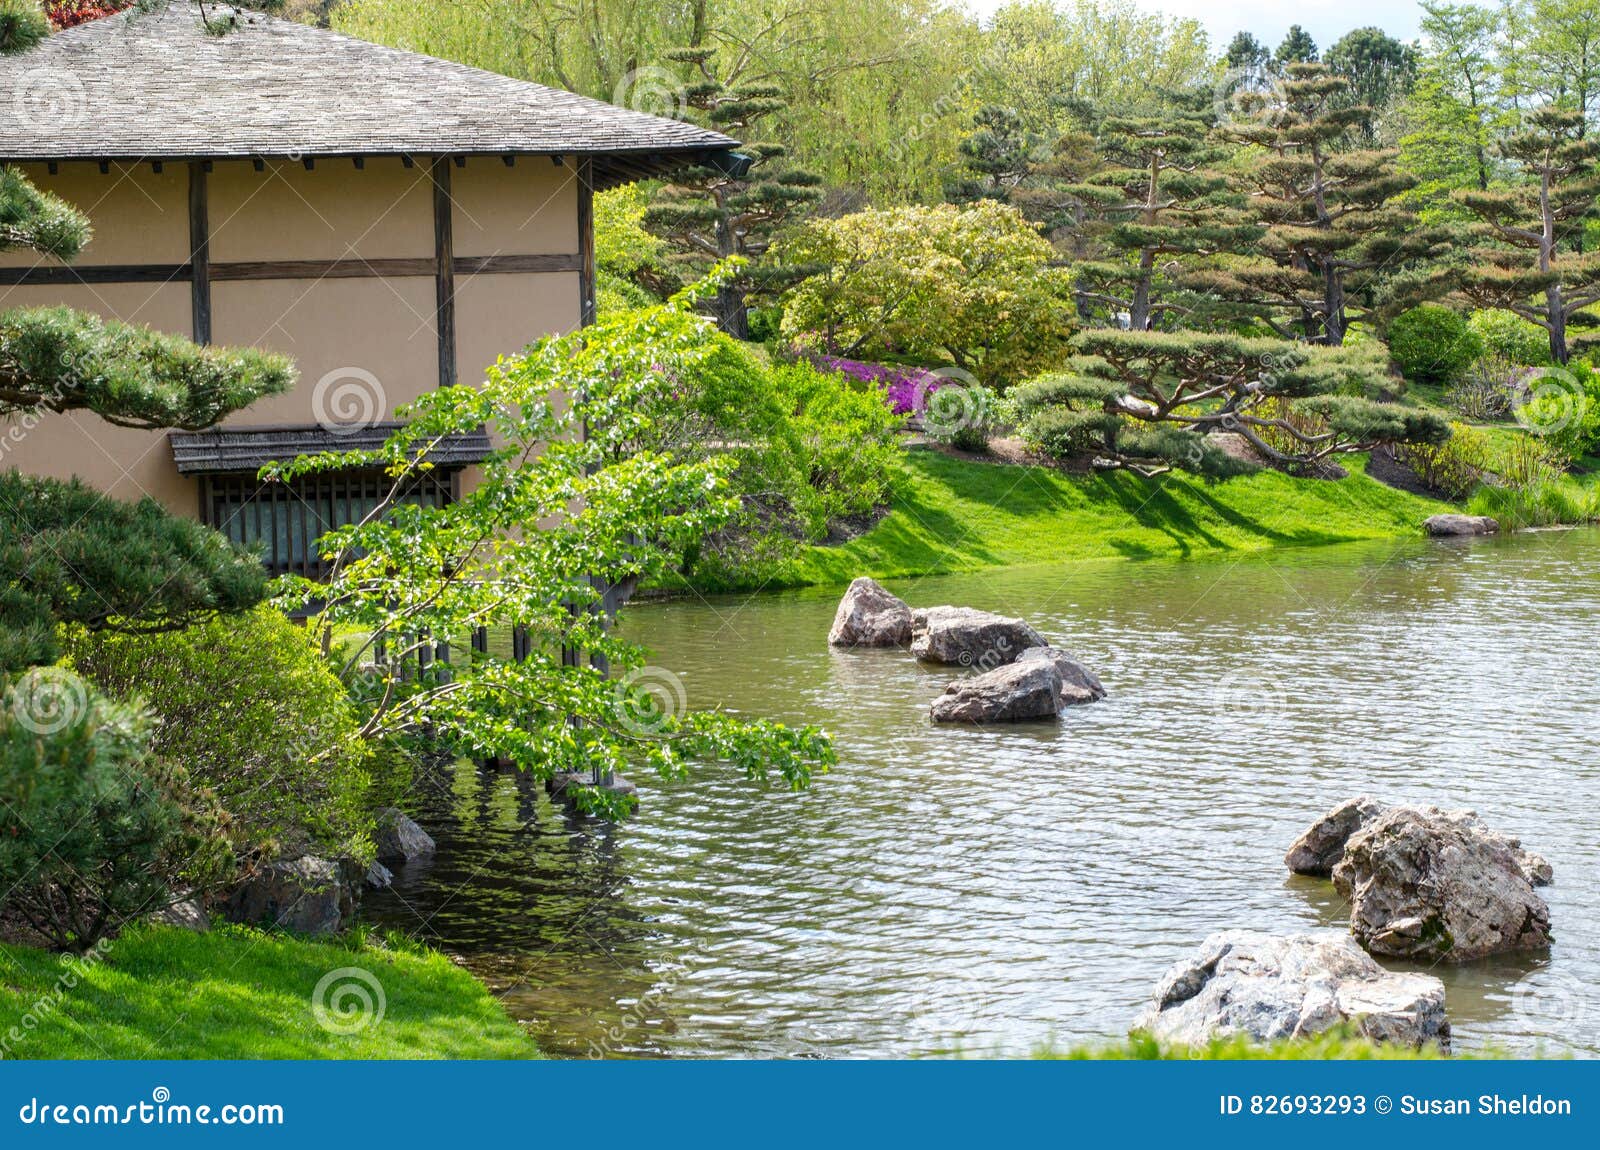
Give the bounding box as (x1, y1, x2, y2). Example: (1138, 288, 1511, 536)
(814, 355, 947, 416)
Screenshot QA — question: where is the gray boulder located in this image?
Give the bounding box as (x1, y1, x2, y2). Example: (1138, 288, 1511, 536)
(828, 577, 914, 648)
(930, 659, 1062, 723)
(1287, 799, 1551, 887)
(150, 896, 209, 933)
(1015, 645, 1106, 703)
(1333, 806, 1551, 963)
(1424, 514, 1499, 537)
(365, 861, 394, 890)
(1285, 797, 1386, 876)
(224, 856, 351, 936)
(1135, 930, 1450, 1051)
(910, 606, 1048, 668)
(374, 808, 436, 862)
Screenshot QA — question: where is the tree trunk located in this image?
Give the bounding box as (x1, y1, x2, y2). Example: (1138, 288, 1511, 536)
(1548, 285, 1569, 365)
(1321, 255, 1346, 346)
(715, 285, 750, 340)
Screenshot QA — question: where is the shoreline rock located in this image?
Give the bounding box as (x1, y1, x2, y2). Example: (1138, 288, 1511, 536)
(1135, 930, 1450, 1051)
(1424, 513, 1499, 537)
(223, 855, 351, 937)
(374, 808, 436, 862)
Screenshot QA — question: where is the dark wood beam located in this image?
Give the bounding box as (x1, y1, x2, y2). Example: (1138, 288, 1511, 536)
(432, 157, 456, 388)
(188, 161, 211, 345)
(577, 157, 596, 328)
(0, 253, 584, 288)
(0, 264, 191, 286)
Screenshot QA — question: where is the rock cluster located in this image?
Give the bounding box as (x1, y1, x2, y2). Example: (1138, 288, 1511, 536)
(828, 578, 1106, 724)
(1287, 798, 1552, 963)
(1135, 930, 1450, 1051)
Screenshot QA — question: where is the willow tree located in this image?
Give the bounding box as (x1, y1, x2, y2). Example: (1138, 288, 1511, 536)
(1012, 329, 1450, 477)
(1060, 94, 1259, 331)
(1453, 106, 1600, 364)
(1197, 62, 1445, 344)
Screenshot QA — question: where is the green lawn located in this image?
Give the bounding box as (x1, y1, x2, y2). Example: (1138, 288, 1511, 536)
(0, 924, 535, 1060)
(780, 447, 1452, 589)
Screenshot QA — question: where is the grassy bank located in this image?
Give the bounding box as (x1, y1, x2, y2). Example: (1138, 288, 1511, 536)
(774, 447, 1451, 590)
(0, 924, 535, 1060)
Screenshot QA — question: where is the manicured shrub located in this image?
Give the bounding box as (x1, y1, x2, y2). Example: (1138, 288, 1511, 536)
(1468, 308, 1551, 367)
(1387, 305, 1482, 385)
(0, 671, 232, 951)
(62, 607, 374, 862)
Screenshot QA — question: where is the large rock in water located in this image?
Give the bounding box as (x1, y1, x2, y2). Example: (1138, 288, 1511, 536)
(1424, 513, 1499, 537)
(1135, 930, 1450, 1051)
(374, 808, 437, 862)
(929, 659, 1062, 723)
(827, 577, 913, 647)
(1015, 646, 1106, 703)
(1287, 799, 1551, 886)
(910, 606, 1047, 667)
(1333, 806, 1552, 963)
(223, 856, 351, 936)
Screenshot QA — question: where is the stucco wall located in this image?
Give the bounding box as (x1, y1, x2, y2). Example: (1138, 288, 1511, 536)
(0, 158, 584, 516)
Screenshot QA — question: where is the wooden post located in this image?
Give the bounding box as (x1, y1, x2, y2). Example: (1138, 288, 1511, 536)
(188, 161, 211, 345)
(431, 157, 457, 388)
(576, 157, 596, 328)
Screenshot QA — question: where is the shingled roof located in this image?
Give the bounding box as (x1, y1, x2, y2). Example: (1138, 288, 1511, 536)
(0, 2, 737, 187)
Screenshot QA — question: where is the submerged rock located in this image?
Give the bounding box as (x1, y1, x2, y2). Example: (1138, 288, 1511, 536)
(930, 659, 1062, 723)
(224, 856, 351, 937)
(374, 808, 436, 862)
(1424, 514, 1499, 537)
(910, 606, 1047, 668)
(827, 577, 913, 648)
(1015, 646, 1106, 703)
(1333, 806, 1551, 963)
(1135, 930, 1450, 1052)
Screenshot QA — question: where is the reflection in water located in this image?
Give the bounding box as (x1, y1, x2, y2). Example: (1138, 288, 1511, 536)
(366, 529, 1600, 1058)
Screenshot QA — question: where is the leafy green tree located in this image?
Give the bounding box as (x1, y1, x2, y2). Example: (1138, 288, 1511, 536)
(1407, 1, 1504, 195)
(1276, 24, 1319, 66)
(643, 44, 824, 337)
(1012, 330, 1450, 477)
(1453, 105, 1600, 362)
(270, 270, 834, 819)
(1060, 93, 1259, 332)
(0, 675, 232, 951)
(1518, 0, 1600, 131)
(1325, 27, 1418, 139)
(1199, 62, 1444, 344)
(778, 201, 1076, 387)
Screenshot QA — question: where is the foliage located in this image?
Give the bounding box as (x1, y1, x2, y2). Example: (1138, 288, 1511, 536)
(61, 609, 374, 861)
(1012, 329, 1449, 477)
(1515, 361, 1600, 464)
(778, 201, 1075, 388)
(1451, 106, 1600, 364)
(1195, 63, 1446, 344)
(1469, 308, 1552, 366)
(0, 472, 270, 674)
(1394, 421, 1493, 498)
(1445, 358, 1538, 419)
(594, 185, 675, 313)
(920, 385, 995, 454)
(642, 41, 824, 337)
(1324, 26, 1418, 139)
(1386, 304, 1482, 384)
(813, 355, 945, 417)
(0, 923, 538, 1058)
(1467, 473, 1600, 527)
(0, 675, 232, 952)
(269, 272, 834, 818)
(0, 0, 48, 49)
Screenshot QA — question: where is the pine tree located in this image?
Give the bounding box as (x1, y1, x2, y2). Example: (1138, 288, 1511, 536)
(1195, 62, 1446, 345)
(642, 46, 824, 338)
(944, 106, 1037, 205)
(0, 157, 290, 672)
(1276, 25, 1319, 66)
(1453, 105, 1600, 363)
(1058, 93, 1260, 332)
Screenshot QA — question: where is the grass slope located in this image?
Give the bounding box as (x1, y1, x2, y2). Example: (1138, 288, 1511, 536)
(0, 924, 535, 1060)
(785, 448, 1451, 588)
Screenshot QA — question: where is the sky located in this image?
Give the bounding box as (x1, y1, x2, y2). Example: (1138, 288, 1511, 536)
(963, 0, 1499, 49)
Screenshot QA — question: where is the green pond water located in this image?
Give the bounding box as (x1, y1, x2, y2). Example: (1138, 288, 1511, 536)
(366, 528, 1600, 1058)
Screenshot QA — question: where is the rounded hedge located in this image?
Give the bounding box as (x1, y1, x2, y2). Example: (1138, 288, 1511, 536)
(1387, 305, 1482, 386)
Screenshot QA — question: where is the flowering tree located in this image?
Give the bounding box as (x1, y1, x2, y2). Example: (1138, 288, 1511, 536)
(272, 271, 834, 817)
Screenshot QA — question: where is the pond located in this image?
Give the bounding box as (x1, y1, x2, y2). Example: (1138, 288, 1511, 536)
(365, 528, 1600, 1058)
